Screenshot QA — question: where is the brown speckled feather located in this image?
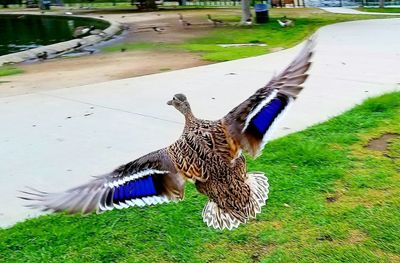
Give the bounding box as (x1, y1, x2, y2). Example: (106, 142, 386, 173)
(165, 98, 268, 228)
(22, 39, 314, 230)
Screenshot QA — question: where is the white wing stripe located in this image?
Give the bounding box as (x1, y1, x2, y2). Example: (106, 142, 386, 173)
(103, 169, 169, 188)
(102, 195, 171, 211)
(242, 89, 279, 132)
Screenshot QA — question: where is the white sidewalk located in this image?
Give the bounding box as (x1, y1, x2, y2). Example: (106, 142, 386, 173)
(321, 7, 400, 15)
(1, 18, 400, 228)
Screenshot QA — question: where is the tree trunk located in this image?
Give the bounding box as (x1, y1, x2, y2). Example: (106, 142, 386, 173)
(240, 0, 251, 24)
(379, 0, 385, 8)
(143, 0, 157, 9)
(2, 0, 9, 8)
(136, 0, 157, 10)
(178, 0, 186, 5)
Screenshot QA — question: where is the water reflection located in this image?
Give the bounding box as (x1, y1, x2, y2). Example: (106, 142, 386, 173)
(0, 15, 108, 56)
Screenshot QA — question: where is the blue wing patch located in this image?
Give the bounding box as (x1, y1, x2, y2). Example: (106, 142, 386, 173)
(247, 96, 288, 137)
(113, 175, 158, 203)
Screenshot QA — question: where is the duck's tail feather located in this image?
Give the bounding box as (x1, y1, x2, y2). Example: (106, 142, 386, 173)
(246, 172, 269, 216)
(202, 172, 269, 230)
(202, 200, 242, 230)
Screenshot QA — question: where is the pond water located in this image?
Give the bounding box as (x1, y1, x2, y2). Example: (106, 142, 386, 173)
(0, 14, 109, 56)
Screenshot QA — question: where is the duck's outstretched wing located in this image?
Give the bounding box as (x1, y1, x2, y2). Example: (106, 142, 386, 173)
(20, 149, 185, 214)
(223, 38, 314, 157)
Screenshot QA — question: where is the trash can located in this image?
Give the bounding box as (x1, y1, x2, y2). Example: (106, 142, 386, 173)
(41, 0, 51, 10)
(255, 3, 269, 24)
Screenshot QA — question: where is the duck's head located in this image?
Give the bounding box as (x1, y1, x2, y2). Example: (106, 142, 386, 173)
(167, 93, 192, 116)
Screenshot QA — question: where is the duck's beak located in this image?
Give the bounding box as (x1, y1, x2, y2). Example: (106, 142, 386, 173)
(167, 100, 173, 106)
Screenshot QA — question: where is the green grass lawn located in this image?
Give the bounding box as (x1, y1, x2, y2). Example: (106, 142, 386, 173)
(1, 91, 399, 262)
(0, 66, 23, 77)
(103, 8, 399, 62)
(356, 7, 400, 13)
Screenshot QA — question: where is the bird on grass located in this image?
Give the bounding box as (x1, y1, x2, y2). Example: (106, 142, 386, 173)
(178, 13, 191, 27)
(244, 18, 253, 26)
(207, 14, 223, 27)
(21, 39, 314, 230)
(277, 16, 294, 27)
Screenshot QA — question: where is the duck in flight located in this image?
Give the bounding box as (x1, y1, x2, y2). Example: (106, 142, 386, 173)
(21, 39, 314, 230)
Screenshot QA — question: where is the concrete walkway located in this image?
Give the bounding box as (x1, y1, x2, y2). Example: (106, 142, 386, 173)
(321, 7, 400, 15)
(1, 18, 400, 228)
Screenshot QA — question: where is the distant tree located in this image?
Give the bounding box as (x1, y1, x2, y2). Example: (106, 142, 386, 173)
(177, 0, 186, 6)
(241, 0, 251, 24)
(2, 0, 9, 8)
(379, 0, 385, 8)
(136, 0, 157, 9)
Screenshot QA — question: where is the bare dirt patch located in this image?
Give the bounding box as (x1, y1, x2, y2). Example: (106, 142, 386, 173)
(0, 10, 221, 97)
(365, 133, 399, 152)
(121, 13, 218, 44)
(347, 230, 368, 244)
(0, 50, 209, 97)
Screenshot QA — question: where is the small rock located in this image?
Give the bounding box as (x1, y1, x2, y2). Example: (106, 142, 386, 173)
(326, 196, 337, 203)
(317, 235, 333, 241)
(283, 203, 290, 208)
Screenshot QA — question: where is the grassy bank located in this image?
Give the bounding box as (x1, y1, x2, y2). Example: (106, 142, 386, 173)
(103, 8, 399, 61)
(1, 91, 399, 262)
(356, 7, 400, 13)
(0, 66, 23, 77)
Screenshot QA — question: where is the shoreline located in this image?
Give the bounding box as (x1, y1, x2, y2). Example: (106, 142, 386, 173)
(0, 13, 123, 66)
